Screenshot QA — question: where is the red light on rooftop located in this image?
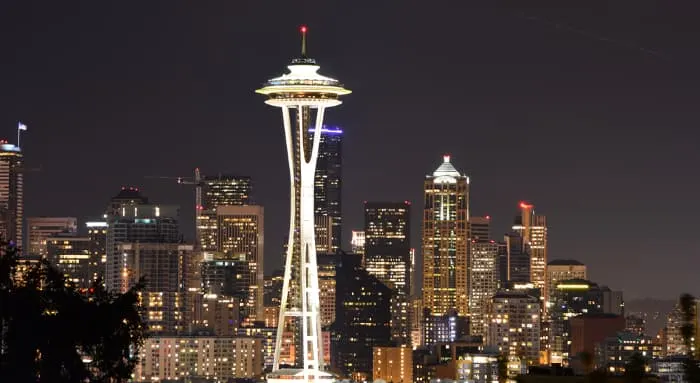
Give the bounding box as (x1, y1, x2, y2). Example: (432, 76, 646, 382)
(519, 201, 533, 209)
(485, 215, 491, 220)
(300, 25, 307, 33)
(404, 200, 411, 205)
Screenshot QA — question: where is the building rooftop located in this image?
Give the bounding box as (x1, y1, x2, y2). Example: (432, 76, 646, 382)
(548, 259, 585, 266)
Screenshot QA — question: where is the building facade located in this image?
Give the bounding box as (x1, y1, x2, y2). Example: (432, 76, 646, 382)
(364, 201, 411, 344)
(120, 242, 194, 334)
(546, 259, 587, 313)
(0, 142, 23, 248)
(331, 254, 392, 380)
(46, 236, 97, 289)
(423, 155, 469, 317)
(198, 174, 252, 252)
(135, 336, 263, 381)
(311, 126, 343, 253)
(468, 216, 499, 337)
(26, 217, 77, 258)
(487, 291, 541, 377)
(373, 346, 413, 383)
(104, 188, 178, 292)
(216, 205, 264, 321)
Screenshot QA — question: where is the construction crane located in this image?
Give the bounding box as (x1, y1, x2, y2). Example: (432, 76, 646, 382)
(145, 168, 203, 247)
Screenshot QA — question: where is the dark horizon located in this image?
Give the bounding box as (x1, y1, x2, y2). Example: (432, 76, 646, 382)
(1, 1, 698, 300)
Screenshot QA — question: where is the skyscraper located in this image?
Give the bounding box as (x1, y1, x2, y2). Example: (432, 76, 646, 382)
(198, 174, 252, 252)
(331, 254, 392, 381)
(0, 142, 23, 248)
(86, 221, 108, 281)
(105, 188, 179, 293)
(216, 205, 264, 322)
(546, 259, 587, 312)
(311, 126, 342, 253)
(468, 216, 499, 337)
(513, 202, 548, 299)
(350, 230, 365, 256)
(256, 26, 350, 381)
(26, 217, 78, 258)
(364, 201, 411, 344)
(499, 232, 530, 286)
(46, 235, 95, 289)
(423, 155, 469, 317)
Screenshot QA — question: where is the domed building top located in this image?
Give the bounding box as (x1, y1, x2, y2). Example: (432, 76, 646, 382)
(431, 155, 468, 184)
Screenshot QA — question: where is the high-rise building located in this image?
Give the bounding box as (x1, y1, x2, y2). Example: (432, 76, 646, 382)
(486, 291, 541, 377)
(423, 155, 469, 317)
(200, 258, 251, 301)
(364, 201, 411, 344)
(257, 26, 350, 382)
(498, 232, 530, 286)
(314, 215, 334, 254)
(120, 242, 194, 334)
(216, 205, 264, 322)
(351, 230, 365, 256)
(331, 254, 392, 381)
(26, 217, 77, 258)
(594, 331, 659, 374)
(513, 202, 548, 301)
(105, 189, 179, 293)
(373, 346, 413, 383)
(317, 254, 339, 328)
(468, 216, 499, 337)
(46, 235, 98, 289)
(193, 293, 240, 335)
(422, 308, 469, 346)
(86, 221, 107, 281)
(0, 142, 23, 248)
(311, 126, 343, 253)
(546, 259, 587, 312)
(198, 174, 252, 252)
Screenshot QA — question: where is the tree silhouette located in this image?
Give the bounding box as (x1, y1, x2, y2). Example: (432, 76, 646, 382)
(623, 352, 646, 383)
(578, 351, 594, 375)
(679, 293, 700, 383)
(0, 243, 147, 382)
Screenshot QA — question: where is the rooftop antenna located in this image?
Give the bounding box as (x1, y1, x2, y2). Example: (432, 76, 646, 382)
(300, 25, 308, 57)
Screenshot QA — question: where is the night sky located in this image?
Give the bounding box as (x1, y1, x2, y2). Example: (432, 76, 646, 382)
(1, 1, 698, 299)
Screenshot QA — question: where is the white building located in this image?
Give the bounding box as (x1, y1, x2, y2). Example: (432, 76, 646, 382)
(135, 336, 263, 381)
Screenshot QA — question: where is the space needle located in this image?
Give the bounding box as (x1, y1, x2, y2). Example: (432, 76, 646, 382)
(256, 26, 350, 383)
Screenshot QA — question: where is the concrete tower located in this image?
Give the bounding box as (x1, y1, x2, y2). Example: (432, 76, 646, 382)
(256, 26, 350, 382)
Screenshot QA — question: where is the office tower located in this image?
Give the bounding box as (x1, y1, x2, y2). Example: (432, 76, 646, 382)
(364, 201, 411, 344)
(86, 221, 107, 280)
(331, 254, 392, 381)
(256, 26, 350, 381)
(314, 215, 334, 254)
(46, 235, 98, 289)
(486, 291, 541, 377)
(548, 279, 623, 364)
(546, 259, 586, 312)
(200, 258, 251, 301)
(423, 155, 469, 316)
(410, 297, 424, 346)
(136, 336, 263, 381)
(498, 232, 530, 286)
(422, 309, 469, 346)
(373, 346, 413, 383)
(468, 216, 499, 337)
(0, 142, 23, 248)
(513, 202, 548, 300)
(216, 205, 264, 322)
(26, 217, 77, 258)
(193, 294, 240, 335)
(120, 242, 193, 334)
(351, 230, 365, 256)
(317, 254, 339, 327)
(569, 314, 626, 361)
(198, 174, 252, 252)
(105, 189, 179, 293)
(311, 126, 343, 253)
(663, 299, 699, 357)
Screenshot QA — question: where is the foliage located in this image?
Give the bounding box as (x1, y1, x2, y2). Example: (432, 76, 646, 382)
(623, 352, 646, 383)
(497, 353, 508, 383)
(679, 293, 700, 383)
(0, 244, 147, 382)
(578, 351, 594, 375)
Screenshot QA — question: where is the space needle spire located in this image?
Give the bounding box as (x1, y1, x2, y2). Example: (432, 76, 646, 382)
(256, 26, 351, 383)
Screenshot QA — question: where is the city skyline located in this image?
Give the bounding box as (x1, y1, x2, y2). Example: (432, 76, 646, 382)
(1, 2, 698, 300)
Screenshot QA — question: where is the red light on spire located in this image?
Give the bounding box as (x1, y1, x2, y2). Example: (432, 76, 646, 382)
(300, 25, 307, 33)
(519, 201, 532, 209)
(485, 215, 491, 220)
